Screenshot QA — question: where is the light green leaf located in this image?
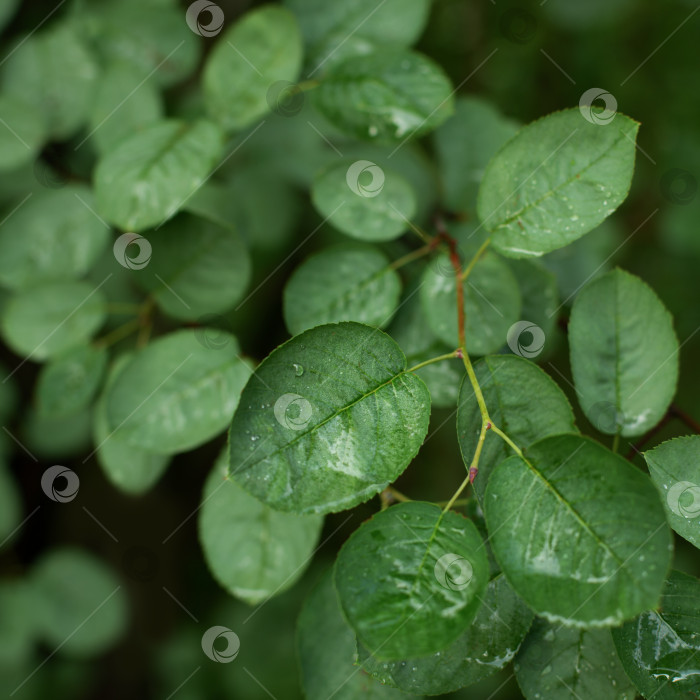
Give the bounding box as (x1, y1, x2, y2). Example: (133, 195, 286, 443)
(203, 6, 303, 131)
(420, 252, 521, 354)
(35, 345, 107, 417)
(569, 268, 678, 437)
(334, 501, 489, 659)
(199, 450, 323, 605)
(229, 322, 431, 515)
(0, 94, 45, 171)
(1, 281, 106, 361)
(87, 61, 163, 155)
(458, 355, 577, 502)
(515, 618, 636, 700)
(283, 243, 402, 334)
(94, 119, 224, 232)
(359, 573, 533, 694)
(135, 214, 251, 321)
(313, 50, 454, 142)
(645, 436, 700, 550)
(1, 23, 99, 139)
(297, 569, 409, 700)
(311, 160, 417, 241)
(612, 569, 700, 699)
(484, 433, 672, 626)
(434, 96, 519, 214)
(94, 354, 170, 496)
(31, 548, 128, 657)
(105, 329, 251, 454)
(477, 108, 639, 257)
(0, 187, 110, 290)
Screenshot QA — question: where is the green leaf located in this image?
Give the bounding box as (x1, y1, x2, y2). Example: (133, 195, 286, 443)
(359, 574, 533, 694)
(420, 252, 522, 354)
(203, 6, 303, 131)
(87, 61, 163, 155)
(1, 23, 99, 139)
(105, 329, 251, 454)
(477, 108, 639, 257)
(645, 436, 700, 550)
(313, 50, 454, 142)
(515, 618, 636, 700)
(0, 186, 110, 290)
(229, 322, 431, 515)
(1, 281, 106, 361)
(286, 0, 431, 71)
(31, 548, 128, 657)
(199, 450, 323, 605)
(94, 355, 170, 495)
(434, 96, 519, 214)
(569, 268, 678, 437)
(484, 433, 672, 626)
(457, 355, 577, 502)
(612, 569, 700, 699)
(283, 243, 402, 335)
(35, 345, 107, 417)
(297, 569, 408, 700)
(135, 214, 251, 321)
(334, 501, 489, 659)
(0, 94, 45, 172)
(94, 119, 224, 232)
(0, 579, 38, 667)
(23, 405, 93, 459)
(311, 160, 417, 241)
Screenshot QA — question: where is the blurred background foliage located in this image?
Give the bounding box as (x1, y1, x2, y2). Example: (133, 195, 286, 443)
(0, 0, 699, 698)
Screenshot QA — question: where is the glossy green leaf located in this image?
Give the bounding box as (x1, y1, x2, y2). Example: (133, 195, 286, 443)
(199, 450, 323, 605)
(105, 329, 251, 454)
(0, 187, 110, 290)
(31, 548, 128, 657)
(420, 252, 521, 354)
(94, 119, 224, 232)
(645, 436, 700, 550)
(0, 94, 45, 171)
(515, 618, 636, 700)
(458, 355, 577, 502)
(569, 268, 678, 437)
(313, 50, 454, 142)
(484, 433, 672, 626)
(612, 569, 700, 699)
(203, 6, 303, 131)
(283, 243, 402, 334)
(359, 574, 534, 694)
(35, 345, 107, 417)
(1, 281, 106, 361)
(334, 501, 489, 659)
(135, 214, 251, 321)
(94, 354, 170, 495)
(229, 322, 431, 514)
(311, 160, 417, 242)
(297, 569, 408, 700)
(477, 108, 639, 257)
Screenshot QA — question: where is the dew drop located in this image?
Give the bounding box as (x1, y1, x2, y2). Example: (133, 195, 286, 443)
(293, 363, 304, 377)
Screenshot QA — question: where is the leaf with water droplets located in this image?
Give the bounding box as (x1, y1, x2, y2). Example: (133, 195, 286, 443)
(477, 108, 639, 257)
(228, 322, 431, 515)
(612, 570, 700, 699)
(484, 433, 672, 627)
(334, 501, 489, 660)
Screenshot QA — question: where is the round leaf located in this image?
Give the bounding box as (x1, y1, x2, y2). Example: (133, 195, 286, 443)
(0, 94, 45, 172)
